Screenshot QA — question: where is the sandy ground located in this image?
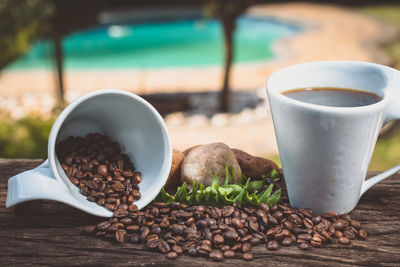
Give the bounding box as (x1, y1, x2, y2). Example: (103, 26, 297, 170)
(0, 3, 398, 156)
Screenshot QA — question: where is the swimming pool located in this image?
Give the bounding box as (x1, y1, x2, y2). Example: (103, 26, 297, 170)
(6, 17, 299, 70)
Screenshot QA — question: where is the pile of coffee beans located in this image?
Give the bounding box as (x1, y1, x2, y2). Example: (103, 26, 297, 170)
(85, 202, 367, 261)
(56, 133, 142, 212)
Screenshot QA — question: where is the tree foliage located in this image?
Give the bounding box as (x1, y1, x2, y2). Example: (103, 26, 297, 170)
(0, 0, 54, 70)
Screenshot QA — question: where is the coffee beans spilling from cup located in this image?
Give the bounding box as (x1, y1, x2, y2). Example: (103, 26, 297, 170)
(85, 201, 367, 261)
(56, 133, 142, 212)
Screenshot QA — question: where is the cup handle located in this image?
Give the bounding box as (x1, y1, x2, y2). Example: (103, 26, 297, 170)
(6, 160, 78, 208)
(360, 66, 400, 197)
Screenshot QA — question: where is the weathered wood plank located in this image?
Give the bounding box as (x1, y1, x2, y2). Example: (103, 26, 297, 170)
(0, 159, 399, 266)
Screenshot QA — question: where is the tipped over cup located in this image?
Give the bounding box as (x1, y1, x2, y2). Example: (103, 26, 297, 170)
(6, 89, 172, 217)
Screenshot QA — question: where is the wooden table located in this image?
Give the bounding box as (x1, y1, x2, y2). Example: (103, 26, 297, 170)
(0, 159, 399, 266)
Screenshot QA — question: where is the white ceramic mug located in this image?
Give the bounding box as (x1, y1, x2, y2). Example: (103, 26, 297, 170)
(6, 89, 172, 217)
(266, 61, 400, 215)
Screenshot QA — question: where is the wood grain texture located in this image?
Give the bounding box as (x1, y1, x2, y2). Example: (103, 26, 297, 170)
(0, 159, 399, 266)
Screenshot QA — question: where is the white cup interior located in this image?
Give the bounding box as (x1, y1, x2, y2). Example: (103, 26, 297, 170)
(49, 90, 172, 210)
(268, 61, 389, 98)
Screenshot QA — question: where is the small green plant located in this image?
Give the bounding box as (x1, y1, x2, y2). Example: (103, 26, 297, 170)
(154, 166, 281, 207)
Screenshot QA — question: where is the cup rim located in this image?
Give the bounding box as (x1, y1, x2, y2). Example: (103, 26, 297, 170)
(48, 89, 172, 210)
(266, 60, 395, 114)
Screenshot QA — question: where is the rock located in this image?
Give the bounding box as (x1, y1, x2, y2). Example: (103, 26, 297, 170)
(232, 148, 279, 179)
(183, 145, 202, 157)
(181, 143, 242, 187)
(165, 149, 185, 189)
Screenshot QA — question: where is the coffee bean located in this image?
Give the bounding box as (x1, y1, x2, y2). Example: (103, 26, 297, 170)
(359, 229, 367, 240)
(114, 208, 128, 218)
(223, 231, 239, 243)
(243, 252, 254, 261)
(129, 234, 140, 244)
(341, 214, 352, 221)
(115, 229, 126, 243)
(222, 206, 235, 217)
(85, 225, 97, 235)
(343, 230, 356, 239)
(242, 242, 252, 253)
(267, 240, 279, 250)
(298, 242, 310, 250)
(333, 220, 345, 230)
(158, 240, 171, 254)
(297, 233, 312, 241)
(97, 164, 108, 177)
(223, 250, 235, 258)
(281, 237, 293, 246)
(187, 247, 197, 257)
(310, 235, 322, 247)
(209, 251, 224, 261)
(338, 237, 350, 245)
(312, 216, 322, 225)
(97, 221, 111, 230)
(140, 226, 150, 241)
(231, 218, 243, 229)
(334, 230, 343, 238)
(126, 225, 139, 233)
(172, 245, 183, 255)
(166, 251, 178, 260)
(350, 220, 361, 229)
(213, 234, 224, 245)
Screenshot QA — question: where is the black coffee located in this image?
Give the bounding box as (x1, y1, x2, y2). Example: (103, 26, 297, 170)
(282, 87, 382, 107)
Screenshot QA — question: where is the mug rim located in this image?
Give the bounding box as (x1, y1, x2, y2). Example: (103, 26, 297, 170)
(266, 60, 394, 114)
(48, 89, 172, 210)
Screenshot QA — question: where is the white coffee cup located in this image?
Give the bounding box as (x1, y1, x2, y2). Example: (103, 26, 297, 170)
(6, 89, 172, 217)
(266, 61, 400, 215)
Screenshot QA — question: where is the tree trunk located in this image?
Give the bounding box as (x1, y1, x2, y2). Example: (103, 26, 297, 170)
(53, 34, 65, 111)
(220, 19, 235, 113)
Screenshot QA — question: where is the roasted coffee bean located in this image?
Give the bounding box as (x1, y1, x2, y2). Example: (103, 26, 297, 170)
(85, 225, 97, 235)
(213, 234, 224, 245)
(126, 225, 139, 233)
(166, 251, 178, 260)
(97, 221, 111, 230)
(158, 240, 171, 254)
(232, 218, 243, 229)
(350, 220, 361, 229)
(334, 230, 343, 238)
(114, 208, 128, 218)
(297, 233, 312, 241)
(140, 227, 150, 241)
(312, 216, 322, 225)
(129, 234, 140, 244)
(172, 245, 183, 255)
(267, 240, 279, 250)
(343, 230, 356, 239)
(298, 242, 310, 250)
(303, 218, 314, 229)
(115, 229, 126, 243)
(187, 247, 197, 257)
(338, 237, 350, 245)
(310, 235, 322, 247)
(209, 251, 224, 261)
(281, 237, 293, 246)
(223, 250, 235, 258)
(242, 242, 252, 253)
(243, 252, 254, 261)
(223, 231, 239, 243)
(322, 211, 338, 218)
(359, 229, 367, 240)
(222, 206, 235, 217)
(97, 164, 108, 177)
(333, 220, 345, 230)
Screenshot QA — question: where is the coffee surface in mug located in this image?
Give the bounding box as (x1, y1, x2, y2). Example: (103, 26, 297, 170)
(282, 87, 382, 107)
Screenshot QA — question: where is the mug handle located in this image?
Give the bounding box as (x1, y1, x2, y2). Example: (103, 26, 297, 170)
(6, 160, 78, 207)
(360, 67, 400, 197)
(6, 160, 113, 217)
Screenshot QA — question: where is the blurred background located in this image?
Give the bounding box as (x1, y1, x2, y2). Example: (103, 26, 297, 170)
(0, 0, 399, 170)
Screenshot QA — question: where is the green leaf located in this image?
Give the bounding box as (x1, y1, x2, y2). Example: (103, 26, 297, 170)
(230, 166, 236, 183)
(153, 187, 174, 204)
(257, 184, 273, 203)
(267, 188, 281, 207)
(224, 165, 230, 185)
(248, 180, 264, 192)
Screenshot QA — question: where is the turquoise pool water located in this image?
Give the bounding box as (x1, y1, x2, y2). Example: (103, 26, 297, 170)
(7, 17, 299, 70)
